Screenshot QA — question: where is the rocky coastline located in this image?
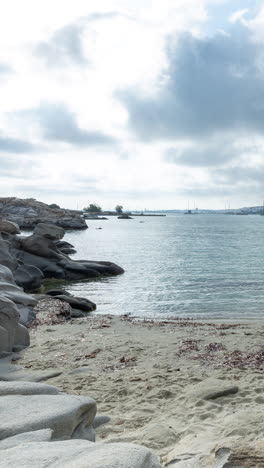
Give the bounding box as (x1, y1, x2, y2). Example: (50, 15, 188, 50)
(0, 212, 263, 467)
(0, 217, 162, 467)
(0, 197, 87, 230)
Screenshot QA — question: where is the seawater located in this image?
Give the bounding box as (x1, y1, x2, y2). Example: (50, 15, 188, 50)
(64, 214, 264, 320)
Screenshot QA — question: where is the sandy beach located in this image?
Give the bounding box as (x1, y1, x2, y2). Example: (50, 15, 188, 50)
(19, 314, 264, 465)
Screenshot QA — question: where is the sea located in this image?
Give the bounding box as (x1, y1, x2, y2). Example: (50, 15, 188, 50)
(62, 214, 264, 320)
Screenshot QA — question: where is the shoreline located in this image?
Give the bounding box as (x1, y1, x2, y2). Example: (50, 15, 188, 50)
(21, 313, 264, 465)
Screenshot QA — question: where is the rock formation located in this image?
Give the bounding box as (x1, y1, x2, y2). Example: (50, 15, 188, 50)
(0, 220, 123, 351)
(0, 222, 124, 290)
(0, 216, 162, 467)
(0, 381, 161, 467)
(0, 197, 87, 230)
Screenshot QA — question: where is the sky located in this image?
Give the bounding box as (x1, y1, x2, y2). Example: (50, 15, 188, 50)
(1, 0, 264, 210)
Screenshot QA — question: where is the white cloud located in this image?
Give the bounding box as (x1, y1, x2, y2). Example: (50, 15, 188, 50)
(229, 8, 249, 24)
(0, 0, 263, 210)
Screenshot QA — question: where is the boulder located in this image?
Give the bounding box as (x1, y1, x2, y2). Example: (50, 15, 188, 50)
(0, 438, 161, 468)
(0, 393, 97, 441)
(0, 265, 37, 311)
(185, 379, 239, 401)
(54, 295, 96, 312)
(46, 289, 71, 297)
(34, 223, 65, 240)
(0, 381, 59, 396)
(0, 326, 9, 354)
(13, 323, 30, 350)
(13, 264, 44, 291)
(0, 429, 53, 449)
(21, 234, 62, 259)
(15, 304, 36, 326)
(0, 220, 20, 235)
(0, 235, 17, 270)
(0, 296, 21, 352)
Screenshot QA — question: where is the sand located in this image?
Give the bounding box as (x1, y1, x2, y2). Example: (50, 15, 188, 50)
(20, 315, 264, 465)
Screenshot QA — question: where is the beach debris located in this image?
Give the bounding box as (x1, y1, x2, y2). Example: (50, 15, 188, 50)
(205, 342, 226, 352)
(119, 355, 137, 364)
(28, 298, 72, 327)
(176, 339, 200, 354)
(74, 348, 102, 361)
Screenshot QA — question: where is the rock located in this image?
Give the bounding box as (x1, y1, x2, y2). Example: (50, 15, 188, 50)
(12, 224, 124, 281)
(118, 214, 133, 219)
(55, 240, 77, 254)
(14, 323, 30, 350)
(15, 305, 36, 326)
(0, 220, 20, 235)
(0, 234, 17, 270)
(213, 440, 264, 467)
(0, 393, 97, 441)
(0, 429, 53, 449)
(186, 379, 239, 401)
(0, 381, 59, 396)
(34, 223, 65, 240)
(165, 438, 264, 467)
(21, 234, 62, 259)
(56, 217, 87, 229)
(13, 264, 44, 291)
(0, 296, 20, 352)
(0, 265, 37, 307)
(0, 326, 9, 354)
(0, 264, 37, 327)
(0, 296, 29, 353)
(0, 439, 161, 468)
(0, 359, 62, 382)
(46, 289, 71, 297)
(83, 215, 108, 220)
(55, 240, 75, 249)
(55, 295, 96, 312)
(0, 197, 87, 230)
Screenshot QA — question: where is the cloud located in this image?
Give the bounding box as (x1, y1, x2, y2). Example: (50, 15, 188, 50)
(24, 103, 116, 146)
(0, 64, 13, 75)
(15, 182, 98, 196)
(211, 165, 264, 186)
(119, 25, 264, 141)
(35, 23, 87, 66)
(165, 137, 255, 167)
(0, 137, 35, 153)
(0, 155, 37, 180)
(229, 8, 249, 24)
(34, 12, 125, 68)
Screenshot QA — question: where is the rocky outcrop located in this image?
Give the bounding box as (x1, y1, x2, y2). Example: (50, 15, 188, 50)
(12, 223, 124, 281)
(0, 197, 87, 230)
(0, 381, 161, 468)
(0, 221, 124, 351)
(0, 223, 123, 288)
(0, 437, 161, 468)
(0, 295, 29, 354)
(0, 215, 159, 468)
(0, 220, 20, 235)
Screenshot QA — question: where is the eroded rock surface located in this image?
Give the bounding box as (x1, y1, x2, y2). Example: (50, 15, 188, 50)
(12, 223, 124, 281)
(0, 382, 161, 467)
(0, 295, 29, 353)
